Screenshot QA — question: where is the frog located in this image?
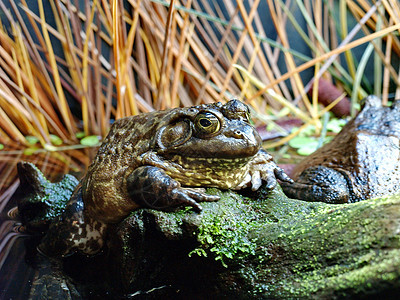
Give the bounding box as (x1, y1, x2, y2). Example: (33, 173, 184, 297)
(22, 99, 292, 257)
(281, 95, 400, 204)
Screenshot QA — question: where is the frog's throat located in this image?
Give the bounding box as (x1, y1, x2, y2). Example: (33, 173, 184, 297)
(141, 152, 251, 189)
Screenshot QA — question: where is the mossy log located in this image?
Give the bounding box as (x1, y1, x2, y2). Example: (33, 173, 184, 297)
(15, 163, 400, 298)
(107, 187, 400, 299)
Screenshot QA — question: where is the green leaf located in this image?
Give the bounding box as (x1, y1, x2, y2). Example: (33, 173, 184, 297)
(188, 248, 207, 258)
(80, 135, 101, 146)
(266, 122, 276, 131)
(50, 134, 63, 146)
(301, 125, 316, 136)
(206, 235, 214, 244)
(23, 147, 39, 155)
(223, 252, 233, 259)
(25, 136, 39, 145)
(75, 131, 86, 139)
(297, 141, 319, 156)
(326, 119, 346, 133)
(289, 136, 319, 156)
(288, 136, 317, 149)
(276, 106, 291, 118)
(0, 144, 4, 150)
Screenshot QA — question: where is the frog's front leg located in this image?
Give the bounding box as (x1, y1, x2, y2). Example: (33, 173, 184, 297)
(235, 149, 293, 191)
(127, 166, 220, 212)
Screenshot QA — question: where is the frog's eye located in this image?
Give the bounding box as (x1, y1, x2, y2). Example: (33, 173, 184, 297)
(194, 112, 221, 135)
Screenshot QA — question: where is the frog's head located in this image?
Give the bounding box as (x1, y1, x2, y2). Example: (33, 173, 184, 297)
(356, 95, 400, 137)
(152, 99, 261, 160)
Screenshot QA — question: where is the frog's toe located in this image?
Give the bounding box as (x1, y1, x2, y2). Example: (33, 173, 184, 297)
(263, 175, 277, 190)
(184, 188, 220, 202)
(250, 171, 262, 191)
(274, 167, 294, 183)
(234, 173, 252, 190)
(172, 190, 203, 212)
(171, 188, 220, 212)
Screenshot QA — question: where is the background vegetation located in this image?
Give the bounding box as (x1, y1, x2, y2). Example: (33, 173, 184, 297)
(0, 0, 400, 197)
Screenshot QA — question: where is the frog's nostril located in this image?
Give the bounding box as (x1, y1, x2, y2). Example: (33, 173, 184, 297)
(234, 130, 242, 137)
(225, 129, 244, 139)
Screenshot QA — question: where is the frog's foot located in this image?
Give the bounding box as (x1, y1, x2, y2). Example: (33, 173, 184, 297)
(38, 186, 107, 257)
(38, 217, 106, 257)
(280, 166, 351, 203)
(235, 149, 293, 191)
(127, 166, 220, 212)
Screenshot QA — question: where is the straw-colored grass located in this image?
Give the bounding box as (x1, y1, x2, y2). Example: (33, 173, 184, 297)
(0, 0, 400, 184)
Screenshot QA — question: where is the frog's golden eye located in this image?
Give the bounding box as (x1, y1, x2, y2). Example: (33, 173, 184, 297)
(194, 112, 221, 135)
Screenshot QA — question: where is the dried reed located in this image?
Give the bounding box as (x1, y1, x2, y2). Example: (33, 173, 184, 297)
(0, 0, 399, 184)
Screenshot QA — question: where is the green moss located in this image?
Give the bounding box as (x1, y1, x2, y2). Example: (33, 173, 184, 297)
(18, 163, 79, 227)
(283, 250, 400, 297)
(188, 189, 266, 267)
(251, 192, 400, 298)
(38, 174, 78, 220)
(40, 174, 78, 219)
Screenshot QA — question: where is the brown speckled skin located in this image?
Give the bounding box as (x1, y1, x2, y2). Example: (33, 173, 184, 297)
(39, 100, 292, 257)
(281, 96, 400, 203)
